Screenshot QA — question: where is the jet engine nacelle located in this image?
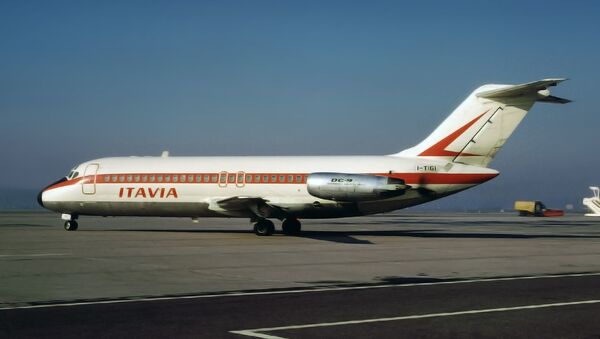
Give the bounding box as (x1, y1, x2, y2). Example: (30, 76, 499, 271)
(307, 172, 409, 202)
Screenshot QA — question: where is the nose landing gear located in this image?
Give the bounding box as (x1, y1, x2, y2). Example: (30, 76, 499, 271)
(62, 214, 79, 231)
(64, 220, 78, 231)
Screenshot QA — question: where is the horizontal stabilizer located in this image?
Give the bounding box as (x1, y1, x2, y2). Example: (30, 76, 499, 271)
(537, 95, 572, 104)
(476, 78, 570, 104)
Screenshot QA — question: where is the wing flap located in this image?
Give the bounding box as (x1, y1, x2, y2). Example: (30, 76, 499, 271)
(207, 196, 285, 218)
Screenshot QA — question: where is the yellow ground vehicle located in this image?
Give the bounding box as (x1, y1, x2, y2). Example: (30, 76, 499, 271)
(514, 201, 564, 217)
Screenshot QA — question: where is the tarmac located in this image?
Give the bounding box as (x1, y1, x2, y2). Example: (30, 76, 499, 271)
(1, 211, 600, 338)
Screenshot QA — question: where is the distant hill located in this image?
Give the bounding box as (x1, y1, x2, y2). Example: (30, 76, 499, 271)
(0, 188, 42, 210)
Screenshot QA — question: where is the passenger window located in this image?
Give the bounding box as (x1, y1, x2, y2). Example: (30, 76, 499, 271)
(203, 175, 209, 182)
(173, 175, 178, 182)
(104, 175, 110, 182)
(127, 175, 133, 182)
(237, 174, 244, 183)
(196, 175, 202, 183)
(288, 175, 293, 182)
(219, 173, 227, 183)
(142, 175, 148, 182)
(134, 175, 140, 182)
(228, 174, 235, 183)
(245, 175, 252, 183)
(278, 175, 284, 182)
(111, 175, 117, 182)
(211, 175, 218, 183)
(150, 175, 155, 182)
(188, 175, 193, 182)
(263, 175, 269, 183)
(296, 175, 302, 183)
(119, 175, 125, 182)
(271, 175, 277, 182)
(255, 175, 261, 182)
(165, 175, 171, 182)
(157, 175, 163, 182)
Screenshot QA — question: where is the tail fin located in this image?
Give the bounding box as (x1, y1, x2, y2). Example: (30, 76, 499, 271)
(394, 78, 569, 167)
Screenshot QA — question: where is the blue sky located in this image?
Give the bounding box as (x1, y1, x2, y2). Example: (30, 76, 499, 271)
(1, 0, 599, 209)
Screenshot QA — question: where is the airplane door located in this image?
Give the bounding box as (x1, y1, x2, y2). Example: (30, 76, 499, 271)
(218, 171, 228, 188)
(236, 171, 245, 188)
(82, 163, 99, 194)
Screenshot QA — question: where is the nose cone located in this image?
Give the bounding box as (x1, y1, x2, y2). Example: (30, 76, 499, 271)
(38, 177, 67, 209)
(37, 189, 45, 208)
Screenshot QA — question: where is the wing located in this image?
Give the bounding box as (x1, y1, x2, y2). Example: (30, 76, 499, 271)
(207, 196, 286, 218)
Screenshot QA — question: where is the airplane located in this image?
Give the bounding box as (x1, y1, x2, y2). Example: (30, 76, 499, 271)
(583, 186, 600, 216)
(38, 78, 570, 236)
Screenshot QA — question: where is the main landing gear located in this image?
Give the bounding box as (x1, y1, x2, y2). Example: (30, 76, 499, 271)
(62, 214, 78, 231)
(252, 218, 302, 236)
(282, 217, 301, 235)
(253, 219, 275, 236)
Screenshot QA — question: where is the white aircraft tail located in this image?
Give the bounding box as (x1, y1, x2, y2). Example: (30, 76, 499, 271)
(394, 79, 570, 167)
(583, 186, 600, 217)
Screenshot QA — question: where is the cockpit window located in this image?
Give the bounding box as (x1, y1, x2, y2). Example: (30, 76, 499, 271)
(66, 166, 79, 179)
(66, 168, 73, 178)
(66, 170, 79, 179)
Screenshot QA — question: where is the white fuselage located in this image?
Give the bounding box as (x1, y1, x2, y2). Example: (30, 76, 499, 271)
(40, 155, 498, 219)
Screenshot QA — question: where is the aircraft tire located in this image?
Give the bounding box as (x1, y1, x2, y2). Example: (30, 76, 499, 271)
(64, 220, 78, 231)
(254, 220, 275, 236)
(282, 218, 301, 235)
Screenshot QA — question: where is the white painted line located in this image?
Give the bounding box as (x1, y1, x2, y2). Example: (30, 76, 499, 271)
(1, 272, 600, 311)
(0, 253, 67, 258)
(230, 299, 600, 338)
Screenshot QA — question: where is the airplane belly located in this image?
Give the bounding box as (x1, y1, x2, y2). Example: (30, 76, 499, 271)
(67, 201, 227, 217)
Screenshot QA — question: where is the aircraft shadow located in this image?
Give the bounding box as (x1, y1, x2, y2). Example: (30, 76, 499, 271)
(97, 228, 376, 244)
(1, 223, 53, 227)
(87, 229, 252, 234)
(294, 230, 600, 244)
(94, 228, 600, 245)
(300, 276, 447, 286)
(336, 219, 600, 228)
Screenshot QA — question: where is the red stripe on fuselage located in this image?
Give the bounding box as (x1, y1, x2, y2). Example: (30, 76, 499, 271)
(381, 172, 498, 185)
(44, 177, 83, 191)
(43, 172, 498, 192)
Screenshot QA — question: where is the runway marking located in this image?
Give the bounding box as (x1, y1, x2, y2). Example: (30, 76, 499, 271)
(0, 253, 67, 258)
(230, 299, 600, 338)
(1, 272, 600, 311)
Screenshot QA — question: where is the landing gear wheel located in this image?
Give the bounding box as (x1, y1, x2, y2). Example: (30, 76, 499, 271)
(282, 218, 301, 235)
(64, 220, 78, 231)
(253, 219, 275, 236)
